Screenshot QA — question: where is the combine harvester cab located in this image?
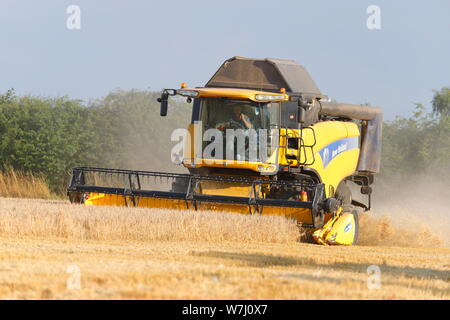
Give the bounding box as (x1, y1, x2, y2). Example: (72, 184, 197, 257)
(68, 57, 383, 246)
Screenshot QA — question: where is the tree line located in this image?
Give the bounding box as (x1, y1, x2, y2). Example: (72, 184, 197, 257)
(0, 89, 190, 193)
(0, 87, 448, 193)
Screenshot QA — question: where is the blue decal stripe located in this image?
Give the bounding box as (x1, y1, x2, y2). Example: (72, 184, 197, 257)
(318, 137, 359, 168)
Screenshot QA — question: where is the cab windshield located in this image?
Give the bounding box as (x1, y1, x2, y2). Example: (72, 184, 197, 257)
(199, 98, 280, 162)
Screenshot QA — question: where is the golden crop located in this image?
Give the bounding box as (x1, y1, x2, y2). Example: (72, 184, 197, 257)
(0, 197, 448, 300)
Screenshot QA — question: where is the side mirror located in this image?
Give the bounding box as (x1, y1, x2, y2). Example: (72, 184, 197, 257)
(297, 107, 305, 124)
(157, 90, 176, 116)
(297, 96, 314, 124)
(160, 98, 168, 116)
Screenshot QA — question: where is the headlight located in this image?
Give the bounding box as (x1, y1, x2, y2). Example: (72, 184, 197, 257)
(258, 164, 277, 173)
(255, 94, 285, 101)
(178, 90, 199, 97)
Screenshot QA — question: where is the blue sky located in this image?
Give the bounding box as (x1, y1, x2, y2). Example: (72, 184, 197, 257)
(1, 0, 449, 119)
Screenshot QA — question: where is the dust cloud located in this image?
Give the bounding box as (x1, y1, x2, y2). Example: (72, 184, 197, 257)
(358, 175, 450, 248)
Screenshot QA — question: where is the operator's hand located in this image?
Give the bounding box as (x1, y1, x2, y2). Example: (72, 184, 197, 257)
(240, 113, 253, 129)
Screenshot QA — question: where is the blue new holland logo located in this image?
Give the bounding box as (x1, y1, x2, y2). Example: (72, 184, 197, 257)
(318, 137, 359, 168)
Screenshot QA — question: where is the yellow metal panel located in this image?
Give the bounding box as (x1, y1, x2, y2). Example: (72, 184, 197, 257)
(278, 122, 360, 198)
(83, 192, 313, 224)
(178, 87, 288, 102)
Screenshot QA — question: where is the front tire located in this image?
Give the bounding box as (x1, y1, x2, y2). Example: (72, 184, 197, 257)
(349, 209, 359, 245)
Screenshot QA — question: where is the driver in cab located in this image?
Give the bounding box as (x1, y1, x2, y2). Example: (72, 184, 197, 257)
(216, 106, 253, 131)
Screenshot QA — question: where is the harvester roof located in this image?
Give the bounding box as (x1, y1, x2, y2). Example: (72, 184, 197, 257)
(205, 56, 322, 96)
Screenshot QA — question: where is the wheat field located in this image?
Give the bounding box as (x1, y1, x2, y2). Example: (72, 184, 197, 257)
(0, 197, 449, 300)
(0, 170, 52, 199)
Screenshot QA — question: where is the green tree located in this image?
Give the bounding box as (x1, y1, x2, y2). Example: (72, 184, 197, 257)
(432, 87, 450, 118)
(380, 92, 450, 182)
(0, 95, 101, 192)
(0, 88, 15, 104)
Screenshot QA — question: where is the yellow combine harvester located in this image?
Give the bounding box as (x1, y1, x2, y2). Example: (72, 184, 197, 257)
(67, 57, 383, 245)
